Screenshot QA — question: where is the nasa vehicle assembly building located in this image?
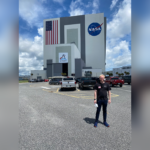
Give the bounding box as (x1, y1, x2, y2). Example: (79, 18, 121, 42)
(31, 13, 106, 79)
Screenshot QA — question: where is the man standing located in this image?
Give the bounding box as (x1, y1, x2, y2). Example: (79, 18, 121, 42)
(94, 74, 111, 127)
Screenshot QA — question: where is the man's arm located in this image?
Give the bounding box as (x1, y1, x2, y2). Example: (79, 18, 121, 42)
(94, 90, 97, 104)
(108, 90, 111, 104)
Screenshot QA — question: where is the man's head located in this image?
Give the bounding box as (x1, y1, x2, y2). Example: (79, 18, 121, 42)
(99, 74, 105, 82)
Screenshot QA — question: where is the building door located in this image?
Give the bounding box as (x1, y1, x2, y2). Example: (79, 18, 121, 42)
(37, 76, 42, 79)
(62, 63, 68, 76)
(53, 63, 62, 76)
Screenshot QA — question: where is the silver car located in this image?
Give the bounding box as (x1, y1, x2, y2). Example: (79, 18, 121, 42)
(61, 77, 76, 90)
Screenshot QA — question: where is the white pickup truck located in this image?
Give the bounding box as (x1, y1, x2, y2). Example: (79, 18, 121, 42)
(61, 77, 76, 90)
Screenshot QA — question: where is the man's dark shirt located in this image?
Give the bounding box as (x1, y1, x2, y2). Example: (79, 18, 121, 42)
(94, 80, 111, 101)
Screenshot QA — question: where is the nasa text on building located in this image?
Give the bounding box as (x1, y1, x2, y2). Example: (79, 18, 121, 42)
(31, 13, 107, 79)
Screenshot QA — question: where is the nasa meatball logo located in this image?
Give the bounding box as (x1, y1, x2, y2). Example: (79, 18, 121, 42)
(88, 22, 103, 36)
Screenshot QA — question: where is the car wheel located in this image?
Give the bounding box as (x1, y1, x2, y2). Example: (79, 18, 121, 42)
(74, 87, 76, 90)
(61, 88, 63, 91)
(81, 85, 84, 90)
(120, 84, 122, 87)
(110, 83, 112, 87)
(128, 82, 130, 85)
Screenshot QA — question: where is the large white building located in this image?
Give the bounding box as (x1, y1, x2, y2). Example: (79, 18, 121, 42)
(31, 13, 106, 79)
(113, 66, 131, 76)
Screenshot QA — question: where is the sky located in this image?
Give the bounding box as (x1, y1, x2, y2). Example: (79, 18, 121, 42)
(19, 0, 131, 76)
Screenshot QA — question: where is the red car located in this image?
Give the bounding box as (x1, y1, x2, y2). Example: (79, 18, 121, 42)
(105, 76, 124, 87)
(44, 79, 49, 82)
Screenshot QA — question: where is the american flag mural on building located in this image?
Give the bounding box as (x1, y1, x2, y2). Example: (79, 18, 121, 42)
(45, 20, 58, 45)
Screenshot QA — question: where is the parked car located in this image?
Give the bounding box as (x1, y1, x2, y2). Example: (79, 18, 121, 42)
(44, 79, 49, 82)
(91, 77, 99, 82)
(37, 78, 44, 82)
(75, 77, 81, 83)
(119, 76, 131, 84)
(77, 77, 96, 90)
(29, 79, 34, 82)
(61, 77, 76, 90)
(29, 79, 37, 82)
(105, 76, 124, 87)
(49, 77, 63, 85)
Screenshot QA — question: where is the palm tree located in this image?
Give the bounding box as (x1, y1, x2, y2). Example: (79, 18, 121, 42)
(118, 73, 121, 77)
(110, 73, 113, 76)
(107, 72, 110, 76)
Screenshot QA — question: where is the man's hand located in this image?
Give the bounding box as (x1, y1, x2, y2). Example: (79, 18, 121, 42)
(94, 100, 97, 104)
(108, 99, 111, 104)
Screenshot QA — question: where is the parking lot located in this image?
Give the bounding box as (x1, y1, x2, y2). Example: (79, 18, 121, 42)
(19, 82, 131, 150)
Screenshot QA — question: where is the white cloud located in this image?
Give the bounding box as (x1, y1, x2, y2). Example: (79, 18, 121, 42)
(19, 29, 44, 75)
(38, 28, 43, 37)
(110, 0, 119, 10)
(106, 40, 131, 70)
(92, 0, 100, 14)
(106, 0, 131, 71)
(107, 0, 131, 39)
(19, 0, 50, 28)
(69, 8, 84, 16)
(69, 0, 85, 16)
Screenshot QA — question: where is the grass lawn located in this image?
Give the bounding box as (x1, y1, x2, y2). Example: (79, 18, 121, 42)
(19, 80, 29, 83)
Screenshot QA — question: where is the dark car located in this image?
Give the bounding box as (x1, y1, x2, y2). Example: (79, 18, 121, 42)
(37, 78, 44, 82)
(49, 78, 63, 85)
(75, 78, 81, 83)
(77, 77, 96, 90)
(120, 76, 131, 84)
(91, 77, 99, 82)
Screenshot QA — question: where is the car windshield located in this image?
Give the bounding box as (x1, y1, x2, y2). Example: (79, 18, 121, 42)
(91, 77, 98, 80)
(53, 78, 62, 81)
(63, 78, 74, 80)
(125, 76, 131, 79)
(111, 78, 118, 80)
(81, 77, 91, 81)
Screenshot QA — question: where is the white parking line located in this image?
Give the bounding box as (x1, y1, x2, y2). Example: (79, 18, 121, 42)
(41, 86, 51, 89)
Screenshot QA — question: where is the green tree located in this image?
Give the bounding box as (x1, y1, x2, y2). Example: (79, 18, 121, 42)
(118, 73, 121, 77)
(109, 73, 113, 76)
(107, 72, 110, 76)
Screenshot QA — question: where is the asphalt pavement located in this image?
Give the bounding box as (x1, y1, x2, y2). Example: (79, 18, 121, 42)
(19, 82, 131, 150)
